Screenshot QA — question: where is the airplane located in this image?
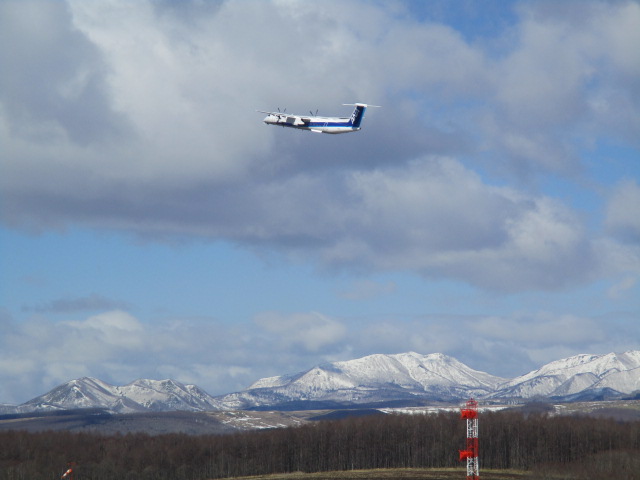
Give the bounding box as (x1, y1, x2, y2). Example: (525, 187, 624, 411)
(258, 103, 380, 134)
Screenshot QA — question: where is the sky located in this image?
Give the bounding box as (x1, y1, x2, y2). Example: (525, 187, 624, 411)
(1, 0, 639, 405)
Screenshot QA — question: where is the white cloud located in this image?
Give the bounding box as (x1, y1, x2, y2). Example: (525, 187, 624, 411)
(607, 275, 638, 300)
(64, 310, 144, 348)
(0, 1, 129, 149)
(0, 311, 256, 402)
(606, 179, 640, 243)
(484, 1, 640, 175)
(470, 313, 604, 346)
(315, 157, 593, 290)
(339, 279, 396, 301)
(25, 293, 130, 313)
(254, 311, 348, 353)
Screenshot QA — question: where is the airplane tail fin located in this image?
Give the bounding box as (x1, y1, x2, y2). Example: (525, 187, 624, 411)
(343, 103, 380, 129)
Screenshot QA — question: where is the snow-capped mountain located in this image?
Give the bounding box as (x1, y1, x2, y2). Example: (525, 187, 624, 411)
(216, 351, 640, 409)
(17, 377, 224, 414)
(3, 351, 638, 415)
(214, 352, 507, 409)
(490, 351, 640, 400)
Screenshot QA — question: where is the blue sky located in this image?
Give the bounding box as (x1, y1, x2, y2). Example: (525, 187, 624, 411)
(1, 0, 639, 404)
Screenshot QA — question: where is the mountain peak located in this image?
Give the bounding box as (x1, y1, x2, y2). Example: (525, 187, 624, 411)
(218, 351, 506, 410)
(128, 378, 182, 389)
(492, 350, 640, 399)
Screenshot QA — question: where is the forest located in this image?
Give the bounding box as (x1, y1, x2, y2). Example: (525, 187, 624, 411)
(1, 409, 639, 480)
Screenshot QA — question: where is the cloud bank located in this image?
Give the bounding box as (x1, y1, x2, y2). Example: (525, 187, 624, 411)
(1, 307, 636, 404)
(2, 0, 639, 292)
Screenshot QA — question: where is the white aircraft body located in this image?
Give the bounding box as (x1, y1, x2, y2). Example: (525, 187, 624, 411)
(258, 103, 379, 134)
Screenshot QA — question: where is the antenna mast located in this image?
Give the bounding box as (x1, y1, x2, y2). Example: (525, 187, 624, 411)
(459, 398, 479, 480)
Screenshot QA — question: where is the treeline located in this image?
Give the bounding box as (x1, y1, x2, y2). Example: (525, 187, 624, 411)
(1, 410, 639, 480)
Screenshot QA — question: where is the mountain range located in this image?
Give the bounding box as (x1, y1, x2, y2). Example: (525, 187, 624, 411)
(2, 351, 638, 415)
(0, 377, 224, 415)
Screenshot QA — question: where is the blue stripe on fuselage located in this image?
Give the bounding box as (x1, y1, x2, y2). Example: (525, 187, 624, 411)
(286, 124, 358, 133)
(306, 119, 354, 128)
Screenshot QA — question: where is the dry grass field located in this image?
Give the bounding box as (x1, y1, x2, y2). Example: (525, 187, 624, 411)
(211, 468, 536, 480)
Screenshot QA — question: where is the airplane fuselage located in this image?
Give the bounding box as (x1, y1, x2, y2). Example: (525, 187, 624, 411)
(262, 114, 361, 134)
(260, 104, 377, 134)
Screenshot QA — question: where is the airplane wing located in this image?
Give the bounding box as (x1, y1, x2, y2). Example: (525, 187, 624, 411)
(259, 111, 311, 122)
(257, 110, 286, 116)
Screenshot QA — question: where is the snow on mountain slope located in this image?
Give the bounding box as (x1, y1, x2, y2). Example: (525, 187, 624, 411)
(327, 352, 504, 394)
(21, 377, 224, 413)
(22, 377, 118, 410)
(217, 352, 506, 409)
(491, 351, 640, 399)
(597, 368, 640, 393)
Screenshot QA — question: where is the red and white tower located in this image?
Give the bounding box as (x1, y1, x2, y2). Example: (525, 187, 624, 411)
(459, 398, 479, 480)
